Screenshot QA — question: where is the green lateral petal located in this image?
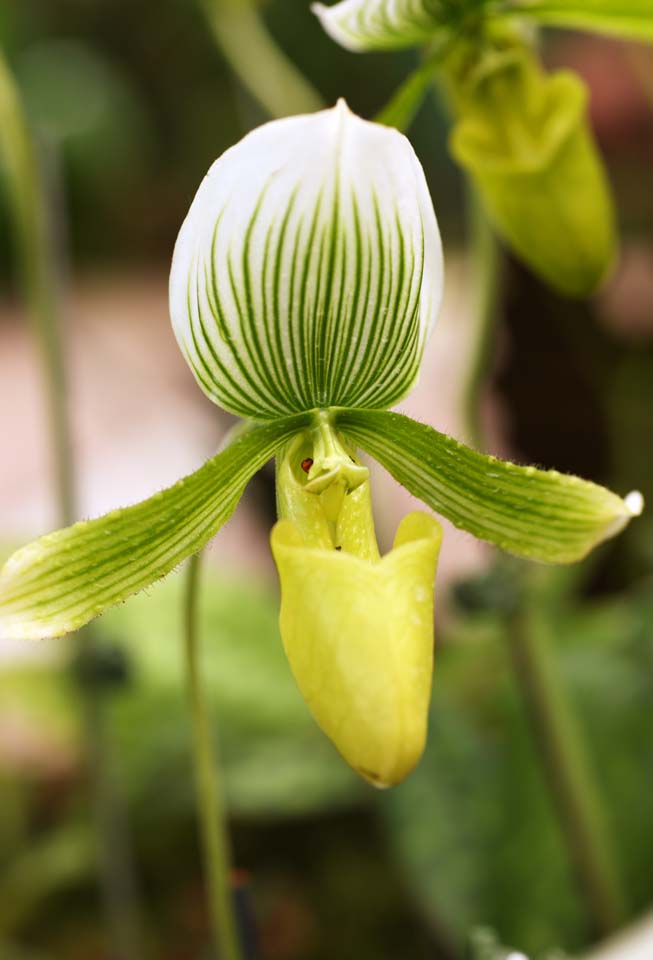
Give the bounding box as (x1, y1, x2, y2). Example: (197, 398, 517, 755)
(0, 414, 308, 640)
(271, 511, 442, 787)
(170, 100, 442, 419)
(312, 0, 452, 50)
(510, 1, 653, 41)
(336, 409, 643, 563)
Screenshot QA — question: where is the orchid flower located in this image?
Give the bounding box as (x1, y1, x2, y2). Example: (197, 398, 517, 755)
(0, 102, 642, 786)
(313, 1, 653, 297)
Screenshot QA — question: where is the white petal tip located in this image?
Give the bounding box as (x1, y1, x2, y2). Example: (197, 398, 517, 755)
(624, 490, 644, 517)
(311, 2, 366, 51)
(312, 1, 336, 32)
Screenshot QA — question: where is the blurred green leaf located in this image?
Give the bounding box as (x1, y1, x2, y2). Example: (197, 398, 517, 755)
(0, 946, 52, 960)
(510, 1, 653, 41)
(0, 824, 94, 934)
(0, 566, 364, 820)
(381, 580, 653, 955)
(104, 570, 365, 818)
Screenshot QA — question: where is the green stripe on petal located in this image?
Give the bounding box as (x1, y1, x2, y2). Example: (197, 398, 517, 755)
(170, 100, 442, 419)
(336, 408, 643, 563)
(509, 1, 653, 41)
(0, 414, 308, 640)
(313, 0, 453, 50)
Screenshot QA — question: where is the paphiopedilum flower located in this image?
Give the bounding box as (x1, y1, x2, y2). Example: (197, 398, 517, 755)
(0, 102, 642, 786)
(312, 0, 653, 296)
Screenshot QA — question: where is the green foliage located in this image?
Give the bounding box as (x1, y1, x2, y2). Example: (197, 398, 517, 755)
(380, 575, 653, 955)
(105, 571, 364, 818)
(511, 0, 653, 41)
(0, 570, 364, 942)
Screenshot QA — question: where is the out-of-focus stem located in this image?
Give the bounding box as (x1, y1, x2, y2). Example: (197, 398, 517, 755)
(462, 181, 502, 452)
(0, 50, 75, 524)
(185, 553, 243, 960)
(0, 51, 143, 959)
(375, 36, 460, 131)
(375, 57, 439, 129)
(625, 44, 653, 110)
(428, 29, 624, 942)
(200, 0, 324, 118)
(80, 654, 146, 960)
(506, 603, 625, 937)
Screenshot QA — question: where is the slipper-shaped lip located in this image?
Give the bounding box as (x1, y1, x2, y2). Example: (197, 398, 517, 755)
(271, 511, 442, 787)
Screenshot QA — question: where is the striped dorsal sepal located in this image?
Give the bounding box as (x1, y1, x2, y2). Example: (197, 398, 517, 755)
(169, 100, 443, 420)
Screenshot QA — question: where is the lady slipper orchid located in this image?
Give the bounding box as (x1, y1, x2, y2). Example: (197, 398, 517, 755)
(0, 101, 642, 786)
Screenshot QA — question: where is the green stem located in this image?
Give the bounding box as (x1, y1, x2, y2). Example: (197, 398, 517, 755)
(0, 51, 143, 958)
(375, 56, 440, 130)
(462, 180, 502, 452)
(505, 601, 625, 937)
(0, 50, 75, 524)
(374, 25, 469, 131)
(625, 44, 653, 111)
(427, 22, 625, 941)
(199, 0, 324, 118)
(185, 553, 243, 960)
(80, 653, 146, 960)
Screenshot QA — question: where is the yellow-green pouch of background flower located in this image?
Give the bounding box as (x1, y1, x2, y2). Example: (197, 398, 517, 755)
(448, 47, 616, 298)
(272, 511, 442, 788)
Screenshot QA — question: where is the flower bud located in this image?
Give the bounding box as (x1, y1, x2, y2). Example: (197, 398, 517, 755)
(445, 40, 616, 297)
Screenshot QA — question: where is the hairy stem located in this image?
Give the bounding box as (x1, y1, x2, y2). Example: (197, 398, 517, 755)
(200, 0, 324, 118)
(506, 604, 625, 937)
(185, 553, 243, 960)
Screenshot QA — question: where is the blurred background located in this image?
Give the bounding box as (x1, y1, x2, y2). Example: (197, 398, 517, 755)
(0, 2, 652, 958)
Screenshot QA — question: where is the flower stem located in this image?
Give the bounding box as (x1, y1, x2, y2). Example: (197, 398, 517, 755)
(462, 181, 502, 452)
(375, 56, 439, 130)
(0, 50, 75, 524)
(457, 172, 624, 936)
(0, 50, 143, 958)
(185, 553, 243, 960)
(199, 0, 325, 119)
(79, 652, 146, 960)
(505, 600, 625, 937)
